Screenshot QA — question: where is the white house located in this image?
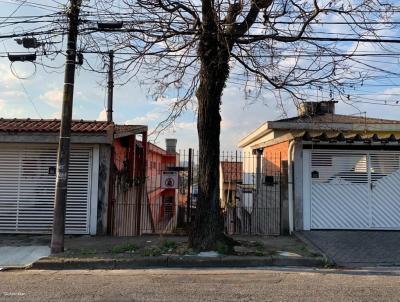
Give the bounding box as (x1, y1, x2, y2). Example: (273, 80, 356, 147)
(239, 101, 400, 234)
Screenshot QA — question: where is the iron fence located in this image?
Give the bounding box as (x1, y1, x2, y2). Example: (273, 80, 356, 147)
(110, 148, 286, 236)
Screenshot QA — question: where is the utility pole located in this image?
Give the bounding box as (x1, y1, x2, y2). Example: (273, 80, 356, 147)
(107, 50, 114, 123)
(51, 0, 82, 254)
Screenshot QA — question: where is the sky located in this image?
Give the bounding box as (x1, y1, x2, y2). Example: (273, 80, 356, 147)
(1, 0, 400, 151)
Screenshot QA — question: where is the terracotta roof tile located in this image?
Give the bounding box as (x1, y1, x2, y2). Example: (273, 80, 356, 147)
(0, 118, 145, 135)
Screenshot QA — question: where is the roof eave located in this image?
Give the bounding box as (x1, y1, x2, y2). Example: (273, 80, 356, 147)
(268, 121, 400, 132)
(238, 122, 272, 148)
(0, 132, 111, 144)
(113, 125, 148, 139)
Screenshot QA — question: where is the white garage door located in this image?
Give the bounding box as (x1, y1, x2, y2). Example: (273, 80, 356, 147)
(0, 144, 92, 234)
(306, 150, 400, 230)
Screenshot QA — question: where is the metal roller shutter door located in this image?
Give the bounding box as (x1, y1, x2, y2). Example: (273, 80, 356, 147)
(0, 144, 92, 234)
(310, 150, 400, 230)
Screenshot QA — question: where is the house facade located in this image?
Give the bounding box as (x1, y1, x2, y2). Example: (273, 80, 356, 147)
(239, 101, 400, 234)
(145, 139, 180, 233)
(0, 118, 147, 236)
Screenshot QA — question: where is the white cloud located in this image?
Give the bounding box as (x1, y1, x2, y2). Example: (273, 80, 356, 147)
(0, 90, 25, 98)
(0, 99, 5, 111)
(97, 109, 107, 121)
(219, 86, 296, 149)
(49, 111, 61, 119)
(0, 63, 17, 89)
(175, 122, 196, 129)
(125, 110, 162, 125)
(40, 88, 63, 108)
(0, 98, 35, 118)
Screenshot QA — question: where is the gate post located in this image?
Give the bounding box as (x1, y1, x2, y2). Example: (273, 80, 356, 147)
(186, 148, 193, 224)
(280, 160, 289, 235)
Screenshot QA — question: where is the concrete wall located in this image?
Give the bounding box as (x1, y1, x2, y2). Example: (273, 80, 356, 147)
(293, 142, 304, 231)
(96, 144, 111, 235)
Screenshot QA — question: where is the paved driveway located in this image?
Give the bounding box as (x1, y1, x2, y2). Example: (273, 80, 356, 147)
(299, 231, 400, 267)
(0, 246, 50, 269)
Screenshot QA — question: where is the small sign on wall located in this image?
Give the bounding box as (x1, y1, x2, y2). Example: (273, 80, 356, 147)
(161, 171, 179, 189)
(311, 170, 319, 178)
(48, 166, 56, 176)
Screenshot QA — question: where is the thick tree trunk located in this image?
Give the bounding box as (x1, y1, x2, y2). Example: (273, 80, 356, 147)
(189, 28, 232, 250)
(189, 77, 224, 250)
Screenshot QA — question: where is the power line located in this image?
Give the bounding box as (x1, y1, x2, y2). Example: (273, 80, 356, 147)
(0, 0, 61, 12)
(0, 0, 27, 26)
(17, 77, 43, 118)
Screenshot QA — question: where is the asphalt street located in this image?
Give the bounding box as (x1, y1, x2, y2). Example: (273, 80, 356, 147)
(1, 268, 400, 302)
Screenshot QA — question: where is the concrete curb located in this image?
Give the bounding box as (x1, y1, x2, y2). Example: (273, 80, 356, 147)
(294, 232, 334, 267)
(30, 255, 326, 270)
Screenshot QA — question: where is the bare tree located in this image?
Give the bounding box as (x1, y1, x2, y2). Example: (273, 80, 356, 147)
(82, 0, 393, 249)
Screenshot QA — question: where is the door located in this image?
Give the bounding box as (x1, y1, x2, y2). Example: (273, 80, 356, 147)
(370, 153, 400, 228)
(0, 144, 92, 234)
(306, 150, 400, 230)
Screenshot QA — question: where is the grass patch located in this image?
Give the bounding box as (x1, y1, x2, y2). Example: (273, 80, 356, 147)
(111, 243, 138, 254)
(79, 248, 97, 256)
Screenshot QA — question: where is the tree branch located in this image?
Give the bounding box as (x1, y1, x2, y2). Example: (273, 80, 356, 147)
(234, 0, 273, 36)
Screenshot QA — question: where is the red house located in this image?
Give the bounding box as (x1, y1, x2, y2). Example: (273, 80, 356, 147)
(110, 138, 180, 236)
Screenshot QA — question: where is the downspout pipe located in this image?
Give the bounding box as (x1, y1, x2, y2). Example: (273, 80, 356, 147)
(288, 140, 296, 234)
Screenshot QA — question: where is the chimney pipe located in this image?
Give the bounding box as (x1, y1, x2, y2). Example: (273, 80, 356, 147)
(297, 101, 337, 116)
(165, 138, 177, 154)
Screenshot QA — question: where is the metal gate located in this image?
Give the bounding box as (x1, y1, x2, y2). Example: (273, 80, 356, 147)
(308, 150, 400, 229)
(222, 151, 283, 235)
(0, 144, 92, 234)
(110, 148, 283, 236)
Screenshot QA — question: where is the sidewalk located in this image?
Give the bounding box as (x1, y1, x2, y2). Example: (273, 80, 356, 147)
(1, 234, 326, 269)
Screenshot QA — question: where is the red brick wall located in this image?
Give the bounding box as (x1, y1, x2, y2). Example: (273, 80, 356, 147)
(263, 141, 289, 173)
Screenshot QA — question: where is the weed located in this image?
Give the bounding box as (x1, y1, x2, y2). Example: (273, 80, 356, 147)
(216, 241, 229, 255)
(142, 247, 162, 257)
(162, 240, 177, 250)
(254, 241, 265, 251)
(323, 260, 336, 268)
(111, 243, 137, 254)
(255, 251, 265, 256)
(299, 245, 321, 257)
(184, 249, 197, 256)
